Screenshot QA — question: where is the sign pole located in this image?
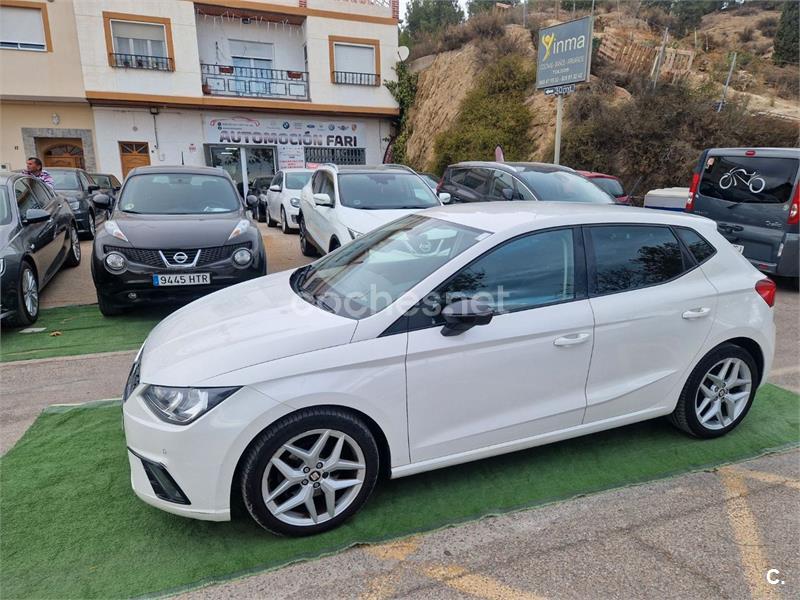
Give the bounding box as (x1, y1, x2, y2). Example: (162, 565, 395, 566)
(554, 94, 563, 165)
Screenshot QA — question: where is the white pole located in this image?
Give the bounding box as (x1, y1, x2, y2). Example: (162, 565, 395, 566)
(554, 94, 563, 165)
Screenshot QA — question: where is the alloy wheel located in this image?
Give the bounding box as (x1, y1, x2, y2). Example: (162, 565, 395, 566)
(261, 429, 366, 527)
(22, 268, 38, 318)
(694, 358, 752, 430)
(71, 226, 81, 260)
(89, 216, 96, 237)
(281, 208, 289, 234)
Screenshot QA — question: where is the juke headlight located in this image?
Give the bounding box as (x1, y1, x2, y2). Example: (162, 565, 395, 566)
(141, 385, 240, 425)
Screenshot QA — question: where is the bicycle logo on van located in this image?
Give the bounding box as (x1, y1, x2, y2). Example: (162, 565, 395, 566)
(719, 168, 766, 194)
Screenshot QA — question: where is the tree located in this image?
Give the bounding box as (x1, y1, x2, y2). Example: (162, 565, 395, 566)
(404, 0, 463, 40)
(773, 0, 799, 66)
(467, 0, 518, 18)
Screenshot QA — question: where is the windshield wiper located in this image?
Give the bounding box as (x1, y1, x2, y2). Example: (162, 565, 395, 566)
(296, 288, 334, 313)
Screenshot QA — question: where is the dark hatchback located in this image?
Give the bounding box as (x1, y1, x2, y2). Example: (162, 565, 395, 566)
(687, 147, 799, 278)
(0, 172, 81, 326)
(438, 161, 614, 204)
(91, 166, 266, 315)
(49, 167, 107, 239)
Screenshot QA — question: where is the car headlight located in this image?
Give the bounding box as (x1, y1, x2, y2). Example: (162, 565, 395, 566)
(348, 228, 362, 240)
(105, 252, 127, 272)
(68, 200, 80, 210)
(289, 197, 300, 208)
(141, 385, 240, 425)
(104, 220, 129, 242)
(228, 219, 250, 240)
(232, 248, 252, 266)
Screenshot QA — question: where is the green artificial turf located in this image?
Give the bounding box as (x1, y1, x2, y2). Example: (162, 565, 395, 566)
(1, 385, 798, 599)
(0, 305, 168, 362)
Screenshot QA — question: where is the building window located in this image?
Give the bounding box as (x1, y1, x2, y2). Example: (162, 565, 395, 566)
(0, 2, 51, 52)
(329, 36, 380, 86)
(305, 147, 366, 166)
(103, 12, 174, 71)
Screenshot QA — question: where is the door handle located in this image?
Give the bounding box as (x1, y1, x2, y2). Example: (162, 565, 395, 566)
(553, 332, 591, 347)
(682, 307, 711, 320)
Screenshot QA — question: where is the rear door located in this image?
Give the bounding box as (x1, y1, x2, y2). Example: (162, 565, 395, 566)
(693, 151, 799, 271)
(448, 168, 491, 203)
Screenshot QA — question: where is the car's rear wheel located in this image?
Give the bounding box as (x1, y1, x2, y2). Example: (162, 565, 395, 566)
(280, 207, 290, 234)
(240, 407, 380, 536)
(669, 343, 758, 438)
(8, 262, 39, 327)
(64, 223, 81, 268)
(97, 291, 123, 316)
(256, 203, 266, 223)
(298, 215, 318, 257)
(266, 204, 278, 227)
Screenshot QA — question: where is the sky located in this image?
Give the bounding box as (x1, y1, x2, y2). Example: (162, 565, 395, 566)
(398, 0, 471, 25)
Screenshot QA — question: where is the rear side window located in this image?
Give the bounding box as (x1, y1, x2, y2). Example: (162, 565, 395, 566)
(588, 225, 686, 295)
(461, 168, 491, 192)
(698, 155, 798, 205)
(591, 177, 624, 197)
(675, 228, 716, 264)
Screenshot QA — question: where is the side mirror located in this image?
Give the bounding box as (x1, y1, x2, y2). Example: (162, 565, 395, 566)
(501, 188, 514, 201)
(269, 184, 281, 192)
(23, 208, 50, 225)
(87, 184, 100, 193)
(92, 193, 111, 208)
(113, 185, 121, 192)
(313, 192, 333, 207)
(438, 192, 452, 204)
(440, 298, 493, 337)
(245, 194, 258, 208)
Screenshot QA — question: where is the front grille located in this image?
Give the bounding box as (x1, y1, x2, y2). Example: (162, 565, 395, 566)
(105, 243, 252, 268)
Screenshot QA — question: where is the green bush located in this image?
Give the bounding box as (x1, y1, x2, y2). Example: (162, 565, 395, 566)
(432, 54, 536, 174)
(773, 1, 800, 66)
(384, 61, 419, 167)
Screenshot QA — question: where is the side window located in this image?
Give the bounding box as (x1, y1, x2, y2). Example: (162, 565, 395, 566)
(461, 168, 491, 194)
(588, 225, 686, 295)
(437, 228, 576, 314)
(15, 179, 41, 215)
(272, 172, 283, 188)
(515, 180, 536, 201)
(449, 169, 465, 185)
(488, 170, 515, 200)
(29, 179, 54, 208)
(322, 173, 335, 199)
(78, 172, 91, 190)
(111, 175, 121, 188)
(311, 172, 323, 193)
(675, 227, 716, 264)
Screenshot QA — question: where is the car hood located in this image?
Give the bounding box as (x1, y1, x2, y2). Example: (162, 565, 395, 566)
(339, 206, 425, 235)
(112, 212, 247, 247)
(139, 270, 357, 386)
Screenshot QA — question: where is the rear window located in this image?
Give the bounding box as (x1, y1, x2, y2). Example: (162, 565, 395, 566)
(518, 170, 614, 204)
(698, 155, 798, 204)
(50, 171, 80, 191)
(590, 177, 624, 197)
(675, 227, 716, 264)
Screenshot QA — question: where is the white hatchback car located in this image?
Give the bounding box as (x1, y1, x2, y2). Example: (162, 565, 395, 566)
(123, 203, 775, 536)
(263, 169, 312, 234)
(297, 164, 446, 256)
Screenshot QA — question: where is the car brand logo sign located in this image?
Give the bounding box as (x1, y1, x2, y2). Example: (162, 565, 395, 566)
(172, 252, 188, 264)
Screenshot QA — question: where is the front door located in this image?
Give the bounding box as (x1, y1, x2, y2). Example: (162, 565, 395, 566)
(405, 228, 593, 463)
(119, 142, 150, 178)
(38, 139, 84, 169)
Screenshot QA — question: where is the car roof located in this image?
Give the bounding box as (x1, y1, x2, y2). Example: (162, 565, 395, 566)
(46, 167, 86, 172)
(127, 165, 232, 178)
(448, 161, 576, 174)
(419, 202, 717, 235)
(704, 147, 800, 157)
(278, 168, 312, 173)
(577, 170, 619, 180)
(332, 165, 415, 174)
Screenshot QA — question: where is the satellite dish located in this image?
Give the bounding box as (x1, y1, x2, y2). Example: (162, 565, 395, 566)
(397, 46, 410, 62)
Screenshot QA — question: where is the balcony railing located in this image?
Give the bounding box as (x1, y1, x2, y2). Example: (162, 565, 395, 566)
(110, 53, 173, 71)
(333, 71, 379, 86)
(200, 64, 309, 101)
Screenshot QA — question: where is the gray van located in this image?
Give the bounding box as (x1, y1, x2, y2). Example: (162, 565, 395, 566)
(687, 147, 799, 278)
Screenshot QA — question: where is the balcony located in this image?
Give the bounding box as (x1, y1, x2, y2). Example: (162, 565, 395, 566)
(333, 71, 379, 86)
(200, 64, 309, 101)
(110, 53, 173, 71)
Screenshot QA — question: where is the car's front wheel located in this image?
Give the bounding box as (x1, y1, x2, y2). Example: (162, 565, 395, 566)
(8, 262, 39, 327)
(256, 203, 266, 223)
(266, 204, 278, 227)
(669, 343, 758, 438)
(64, 223, 81, 268)
(298, 215, 318, 257)
(240, 407, 380, 536)
(280, 207, 291, 234)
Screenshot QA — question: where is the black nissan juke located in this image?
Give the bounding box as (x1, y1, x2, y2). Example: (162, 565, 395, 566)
(91, 166, 266, 316)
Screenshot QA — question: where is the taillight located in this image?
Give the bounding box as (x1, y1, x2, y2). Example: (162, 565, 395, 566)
(686, 172, 700, 212)
(788, 185, 799, 225)
(755, 278, 776, 307)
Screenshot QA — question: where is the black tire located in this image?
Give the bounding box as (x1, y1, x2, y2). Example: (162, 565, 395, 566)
(329, 238, 341, 253)
(80, 212, 96, 240)
(256, 203, 266, 223)
(63, 223, 81, 268)
(280, 207, 291, 234)
(240, 407, 380, 537)
(7, 261, 39, 327)
(669, 343, 759, 439)
(266, 204, 278, 227)
(97, 291, 124, 316)
(298, 215, 318, 257)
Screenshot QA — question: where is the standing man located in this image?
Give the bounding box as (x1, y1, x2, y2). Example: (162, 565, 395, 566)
(22, 157, 55, 188)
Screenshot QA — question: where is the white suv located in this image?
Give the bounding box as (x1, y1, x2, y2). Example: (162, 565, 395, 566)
(264, 169, 312, 234)
(297, 164, 446, 256)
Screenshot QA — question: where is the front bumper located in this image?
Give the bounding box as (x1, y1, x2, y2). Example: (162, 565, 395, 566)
(283, 203, 300, 229)
(123, 382, 291, 521)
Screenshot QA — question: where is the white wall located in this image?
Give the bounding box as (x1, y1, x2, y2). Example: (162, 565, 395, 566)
(73, 0, 202, 97)
(195, 16, 306, 73)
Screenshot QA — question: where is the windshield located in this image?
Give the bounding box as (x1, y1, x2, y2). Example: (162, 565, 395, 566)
(292, 214, 487, 319)
(338, 173, 440, 210)
(590, 177, 624, 197)
(50, 171, 80, 191)
(699, 155, 798, 205)
(92, 174, 111, 188)
(118, 174, 240, 214)
(518, 170, 614, 203)
(285, 171, 312, 190)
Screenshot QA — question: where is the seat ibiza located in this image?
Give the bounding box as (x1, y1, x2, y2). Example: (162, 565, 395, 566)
(123, 203, 775, 536)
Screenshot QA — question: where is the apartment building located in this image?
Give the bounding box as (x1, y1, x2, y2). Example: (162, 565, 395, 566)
(1, 0, 400, 193)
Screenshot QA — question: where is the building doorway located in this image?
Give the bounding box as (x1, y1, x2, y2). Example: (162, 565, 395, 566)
(119, 142, 151, 177)
(37, 139, 85, 169)
(206, 145, 275, 197)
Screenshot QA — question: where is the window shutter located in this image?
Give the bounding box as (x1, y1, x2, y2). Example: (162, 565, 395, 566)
(0, 6, 45, 46)
(229, 40, 274, 59)
(333, 44, 375, 74)
(111, 21, 165, 42)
